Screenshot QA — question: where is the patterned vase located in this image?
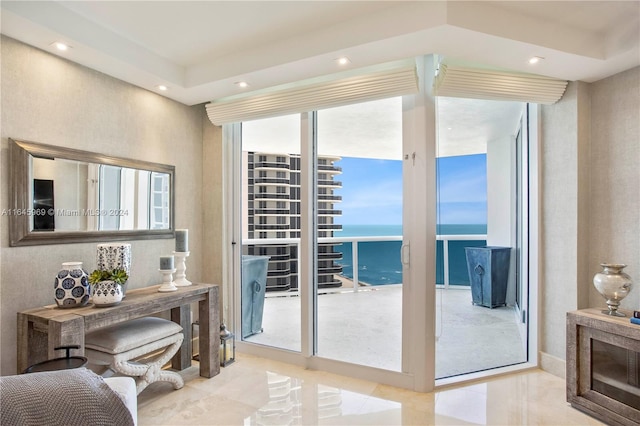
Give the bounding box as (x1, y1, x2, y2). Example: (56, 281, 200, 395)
(96, 243, 131, 274)
(92, 280, 123, 307)
(96, 243, 131, 296)
(54, 262, 90, 308)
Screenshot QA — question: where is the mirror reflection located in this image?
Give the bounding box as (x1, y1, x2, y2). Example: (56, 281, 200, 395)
(31, 157, 171, 232)
(9, 138, 174, 247)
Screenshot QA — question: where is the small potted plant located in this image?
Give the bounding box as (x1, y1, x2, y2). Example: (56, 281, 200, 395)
(89, 268, 129, 307)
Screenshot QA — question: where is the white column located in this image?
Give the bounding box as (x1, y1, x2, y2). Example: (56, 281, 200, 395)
(402, 55, 437, 392)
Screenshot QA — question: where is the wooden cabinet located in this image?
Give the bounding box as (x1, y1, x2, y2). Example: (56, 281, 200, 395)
(567, 309, 640, 426)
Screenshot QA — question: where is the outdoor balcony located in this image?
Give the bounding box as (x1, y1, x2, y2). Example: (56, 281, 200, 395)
(242, 235, 528, 380)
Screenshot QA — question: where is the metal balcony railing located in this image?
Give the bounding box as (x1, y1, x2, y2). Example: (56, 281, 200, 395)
(243, 233, 487, 293)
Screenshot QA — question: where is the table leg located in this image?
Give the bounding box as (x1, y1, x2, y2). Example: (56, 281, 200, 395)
(17, 313, 30, 373)
(49, 315, 85, 359)
(198, 286, 220, 378)
(171, 304, 192, 370)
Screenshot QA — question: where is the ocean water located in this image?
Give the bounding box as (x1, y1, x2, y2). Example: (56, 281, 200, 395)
(334, 224, 486, 286)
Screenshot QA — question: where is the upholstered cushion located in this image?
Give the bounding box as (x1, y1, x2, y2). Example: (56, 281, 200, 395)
(85, 317, 182, 354)
(105, 377, 138, 425)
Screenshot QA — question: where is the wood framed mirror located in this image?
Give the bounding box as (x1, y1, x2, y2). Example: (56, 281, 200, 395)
(8, 138, 175, 246)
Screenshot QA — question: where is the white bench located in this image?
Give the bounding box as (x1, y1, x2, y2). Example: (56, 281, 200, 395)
(85, 317, 184, 395)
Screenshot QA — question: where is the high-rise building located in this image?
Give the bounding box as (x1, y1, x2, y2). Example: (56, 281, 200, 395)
(244, 152, 343, 292)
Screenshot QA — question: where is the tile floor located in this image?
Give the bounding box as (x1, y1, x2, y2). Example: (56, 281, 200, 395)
(137, 354, 603, 426)
(245, 287, 526, 378)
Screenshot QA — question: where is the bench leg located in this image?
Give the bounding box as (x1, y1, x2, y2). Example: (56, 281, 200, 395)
(111, 333, 185, 395)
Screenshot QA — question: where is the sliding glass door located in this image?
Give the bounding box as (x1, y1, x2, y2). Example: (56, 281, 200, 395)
(434, 98, 530, 379)
(315, 97, 404, 371)
(240, 114, 302, 353)
(225, 56, 535, 390)
(235, 97, 408, 373)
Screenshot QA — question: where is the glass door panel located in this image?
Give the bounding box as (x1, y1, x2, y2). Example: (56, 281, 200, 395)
(435, 97, 528, 379)
(240, 114, 302, 352)
(315, 97, 404, 371)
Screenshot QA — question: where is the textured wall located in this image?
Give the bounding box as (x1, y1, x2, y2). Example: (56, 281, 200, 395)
(588, 67, 640, 310)
(540, 67, 640, 371)
(540, 82, 582, 362)
(201, 114, 224, 319)
(0, 36, 205, 374)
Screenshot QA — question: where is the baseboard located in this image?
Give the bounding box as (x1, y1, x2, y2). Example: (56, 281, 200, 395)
(539, 351, 566, 379)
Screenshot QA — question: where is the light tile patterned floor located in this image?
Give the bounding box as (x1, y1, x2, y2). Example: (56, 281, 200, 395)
(137, 353, 603, 426)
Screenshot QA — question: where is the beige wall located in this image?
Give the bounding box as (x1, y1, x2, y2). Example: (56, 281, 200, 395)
(588, 67, 640, 310)
(202, 117, 225, 317)
(0, 36, 212, 375)
(540, 67, 639, 373)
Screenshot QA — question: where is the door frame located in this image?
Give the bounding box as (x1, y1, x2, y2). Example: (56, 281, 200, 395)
(221, 56, 539, 392)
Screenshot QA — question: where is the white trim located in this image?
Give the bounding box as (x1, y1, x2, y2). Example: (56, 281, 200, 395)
(434, 65, 568, 104)
(401, 55, 438, 392)
(435, 362, 539, 390)
(528, 104, 541, 369)
(206, 61, 418, 125)
(225, 123, 242, 337)
(300, 111, 315, 358)
(539, 351, 565, 379)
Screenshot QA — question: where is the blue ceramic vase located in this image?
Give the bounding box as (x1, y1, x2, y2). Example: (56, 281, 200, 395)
(54, 262, 90, 308)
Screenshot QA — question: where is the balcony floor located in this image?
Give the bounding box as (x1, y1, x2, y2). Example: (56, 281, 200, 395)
(244, 286, 527, 378)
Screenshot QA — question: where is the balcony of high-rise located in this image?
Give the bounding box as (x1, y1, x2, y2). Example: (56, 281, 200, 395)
(317, 179, 342, 187)
(318, 163, 342, 173)
(317, 194, 342, 202)
(317, 208, 342, 216)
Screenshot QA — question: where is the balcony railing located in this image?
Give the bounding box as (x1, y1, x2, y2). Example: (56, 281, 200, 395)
(254, 162, 290, 169)
(317, 180, 342, 187)
(243, 234, 487, 293)
(254, 177, 290, 185)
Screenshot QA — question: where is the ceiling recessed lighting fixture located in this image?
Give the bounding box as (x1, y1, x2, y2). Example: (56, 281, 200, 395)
(336, 56, 351, 66)
(235, 81, 249, 89)
(157, 85, 168, 91)
(528, 56, 544, 64)
(51, 41, 71, 51)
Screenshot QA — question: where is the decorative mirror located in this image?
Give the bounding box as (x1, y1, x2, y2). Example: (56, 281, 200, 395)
(8, 138, 175, 246)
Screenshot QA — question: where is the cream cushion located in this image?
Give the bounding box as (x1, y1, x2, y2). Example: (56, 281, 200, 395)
(105, 377, 138, 425)
(85, 317, 182, 354)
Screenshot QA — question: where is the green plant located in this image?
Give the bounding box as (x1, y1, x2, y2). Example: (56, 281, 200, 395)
(89, 268, 129, 285)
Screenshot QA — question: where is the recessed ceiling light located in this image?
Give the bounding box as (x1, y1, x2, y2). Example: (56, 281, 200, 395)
(235, 81, 249, 88)
(528, 56, 544, 64)
(336, 56, 351, 66)
(52, 42, 71, 51)
(157, 85, 168, 91)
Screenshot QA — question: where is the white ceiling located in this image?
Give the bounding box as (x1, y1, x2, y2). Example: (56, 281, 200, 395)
(1, 1, 638, 157)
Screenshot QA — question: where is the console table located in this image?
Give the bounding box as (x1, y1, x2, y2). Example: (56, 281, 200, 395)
(17, 283, 220, 379)
(567, 309, 640, 426)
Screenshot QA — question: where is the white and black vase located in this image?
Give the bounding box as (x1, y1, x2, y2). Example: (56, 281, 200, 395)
(96, 243, 131, 296)
(92, 280, 123, 307)
(54, 262, 90, 308)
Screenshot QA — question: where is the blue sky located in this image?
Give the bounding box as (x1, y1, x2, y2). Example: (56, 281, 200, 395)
(335, 154, 487, 225)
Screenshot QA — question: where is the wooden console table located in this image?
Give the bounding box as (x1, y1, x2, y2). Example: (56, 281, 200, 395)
(17, 283, 220, 379)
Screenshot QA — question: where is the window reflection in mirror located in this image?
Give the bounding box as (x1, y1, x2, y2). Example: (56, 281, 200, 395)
(31, 157, 171, 232)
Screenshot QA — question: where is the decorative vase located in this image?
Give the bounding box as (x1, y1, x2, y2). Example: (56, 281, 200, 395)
(96, 243, 131, 273)
(593, 263, 633, 317)
(96, 243, 131, 296)
(92, 280, 123, 307)
(54, 262, 90, 308)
